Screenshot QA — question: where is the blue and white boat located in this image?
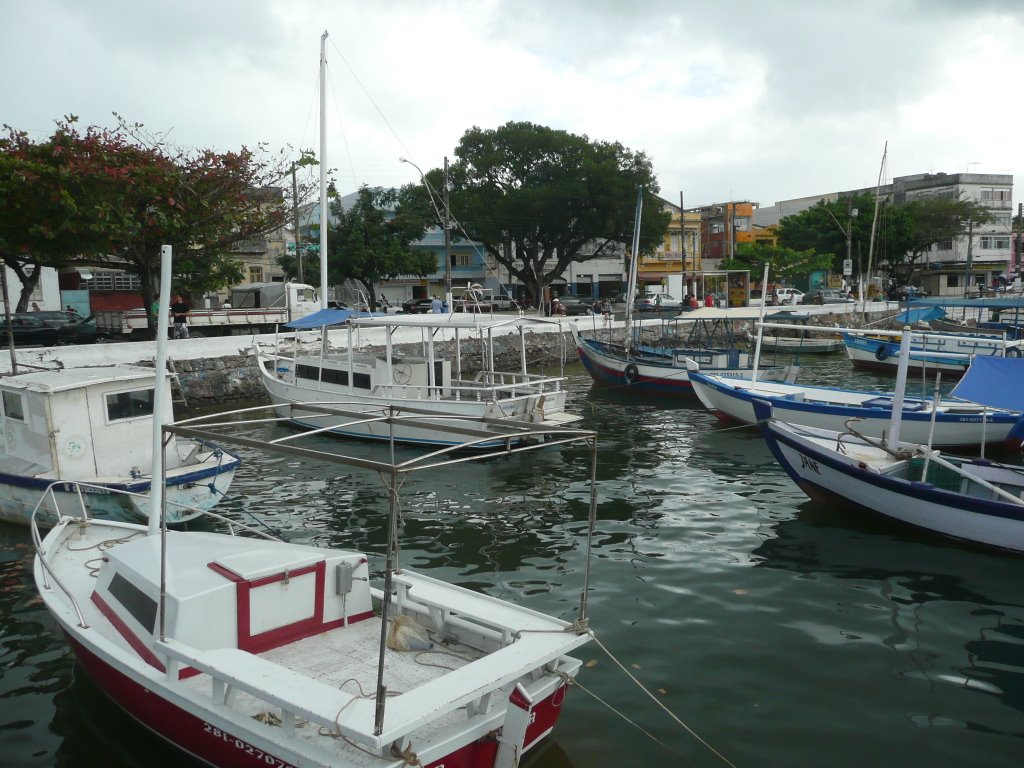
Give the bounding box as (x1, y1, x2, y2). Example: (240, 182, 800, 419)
(0, 365, 239, 525)
(689, 368, 1024, 450)
(756, 347, 1024, 555)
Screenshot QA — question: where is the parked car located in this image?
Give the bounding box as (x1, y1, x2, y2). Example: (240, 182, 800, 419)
(1, 314, 61, 346)
(634, 292, 683, 312)
(770, 287, 805, 305)
(804, 288, 853, 305)
(401, 298, 437, 314)
(553, 296, 593, 316)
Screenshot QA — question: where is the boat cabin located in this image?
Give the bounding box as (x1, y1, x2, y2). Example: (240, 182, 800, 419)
(93, 532, 373, 663)
(0, 366, 175, 480)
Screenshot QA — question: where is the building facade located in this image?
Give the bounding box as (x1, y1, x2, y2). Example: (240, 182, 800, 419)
(756, 172, 1015, 296)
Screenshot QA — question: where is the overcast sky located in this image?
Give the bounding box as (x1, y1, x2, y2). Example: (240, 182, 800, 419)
(5, 0, 1023, 211)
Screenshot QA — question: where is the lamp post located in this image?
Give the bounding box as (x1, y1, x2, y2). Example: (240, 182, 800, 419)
(400, 157, 453, 310)
(824, 203, 857, 289)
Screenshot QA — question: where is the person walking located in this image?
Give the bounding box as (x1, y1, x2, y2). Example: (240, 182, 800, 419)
(430, 295, 443, 313)
(171, 294, 190, 339)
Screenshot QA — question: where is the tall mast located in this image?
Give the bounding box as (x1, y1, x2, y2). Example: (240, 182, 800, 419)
(318, 30, 329, 309)
(865, 141, 887, 299)
(623, 188, 643, 356)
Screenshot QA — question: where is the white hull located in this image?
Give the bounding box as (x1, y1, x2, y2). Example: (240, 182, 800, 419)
(259, 350, 578, 447)
(759, 412, 1024, 552)
(690, 373, 1024, 449)
(36, 513, 589, 768)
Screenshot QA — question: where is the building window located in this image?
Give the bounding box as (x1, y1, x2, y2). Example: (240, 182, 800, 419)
(453, 253, 474, 267)
(993, 212, 1012, 227)
(947, 274, 960, 288)
(710, 223, 724, 234)
(106, 389, 155, 421)
(2, 390, 24, 421)
(936, 239, 953, 251)
(978, 236, 1011, 250)
(249, 266, 264, 283)
(84, 270, 142, 291)
(981, 188, 1010, 202)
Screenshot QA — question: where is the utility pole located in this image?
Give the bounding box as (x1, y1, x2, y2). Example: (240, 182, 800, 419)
(443, 156, 453, 310)
(679, 191, 687, 295)
(291, 163, 303, 284)
(963, 218, 975, 297)
(1016, 202, 1022, 279)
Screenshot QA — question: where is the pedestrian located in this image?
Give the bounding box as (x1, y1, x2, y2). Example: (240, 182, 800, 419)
(553, 298, 567, 316)
(593, 299, 602, 315)
(31, 301, 40, 311)
(601, 298, 611, 317)
(430, 295, 442, 313)
(65, 304, 77, 318)
(171, 294, 190, 339)
(704, 293, 714, 307)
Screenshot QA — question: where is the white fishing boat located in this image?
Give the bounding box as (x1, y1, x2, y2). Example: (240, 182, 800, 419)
(0, 364, 238, 525)
(259, 33, 578, 446)
(840, 328, 1024, 377)
(259, 311, 580, 447)
(32, 238, 598, 768)
(755, 335, 1024, 554)
(689, 368, 1024, 450)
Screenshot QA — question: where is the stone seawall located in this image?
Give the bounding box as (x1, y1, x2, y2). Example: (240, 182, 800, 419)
(8, 304, 896, 408)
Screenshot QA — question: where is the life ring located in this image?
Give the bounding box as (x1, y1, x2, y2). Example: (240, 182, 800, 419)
(1005, 347, 1022, 358)
(874, 345, 890, 362)
(623, 363, 639, 384)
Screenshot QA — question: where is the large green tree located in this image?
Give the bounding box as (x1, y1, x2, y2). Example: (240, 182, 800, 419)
(422, 121, 669, 304)
(315, 185, 434, 310)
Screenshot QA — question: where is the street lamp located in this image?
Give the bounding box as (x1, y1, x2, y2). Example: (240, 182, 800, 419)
(400, 157, 453, 310)
(823, 203, 857, 290)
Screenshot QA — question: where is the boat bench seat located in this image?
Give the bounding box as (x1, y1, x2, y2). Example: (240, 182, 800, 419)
(155, 639, 378, 746)
(391, 572, 570, 644)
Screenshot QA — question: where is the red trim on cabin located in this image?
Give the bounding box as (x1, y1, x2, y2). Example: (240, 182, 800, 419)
(91, 591, 166, 673)
(206, 559, 374, 654)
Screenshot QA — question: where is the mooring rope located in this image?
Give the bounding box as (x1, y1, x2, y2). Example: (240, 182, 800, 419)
(591, 633, 740, 768)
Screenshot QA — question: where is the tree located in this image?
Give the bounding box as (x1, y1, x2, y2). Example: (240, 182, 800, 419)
(0, 118, 310, 334)
(424, 121, 669, 305)
(321, 185, 435, 309)
(720, 242, 832, 281)
(895, 195, 993, 283)
(776, 192, 905, 275)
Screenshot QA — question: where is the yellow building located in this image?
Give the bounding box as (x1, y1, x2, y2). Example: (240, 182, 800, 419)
(638, 198, 701, 291)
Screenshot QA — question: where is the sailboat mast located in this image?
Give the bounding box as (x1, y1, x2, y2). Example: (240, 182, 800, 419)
(623, 188, 643, 356)
(318, 30, 329, 309)
(865, 141, 887, 300)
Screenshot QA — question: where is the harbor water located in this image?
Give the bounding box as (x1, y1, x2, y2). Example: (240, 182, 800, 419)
(2, 353, 1023, 768)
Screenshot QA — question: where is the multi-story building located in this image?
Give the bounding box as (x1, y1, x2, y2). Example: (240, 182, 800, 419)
(756, 172, 1015, 296)
(697, 201, 757, 271)
(637, 198, 701, 294)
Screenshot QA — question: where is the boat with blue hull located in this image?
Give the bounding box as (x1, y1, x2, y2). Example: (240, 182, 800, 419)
(689, 369, 1024, 450)
(840, 328, 1024, 376)
(573, 308, 797, 397)
(755, 345, 1024, 554)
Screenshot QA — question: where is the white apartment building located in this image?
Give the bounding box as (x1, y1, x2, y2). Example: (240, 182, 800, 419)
(756, 172, 1015, 296)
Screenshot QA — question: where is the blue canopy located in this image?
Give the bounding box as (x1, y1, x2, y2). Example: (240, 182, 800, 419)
(894, 306, 945, 324)
(950, 356, 1024, 411)
(284, 308, 355, 329)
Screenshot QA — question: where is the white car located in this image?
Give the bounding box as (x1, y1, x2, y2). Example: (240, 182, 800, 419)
(772, 288, 805, 305)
